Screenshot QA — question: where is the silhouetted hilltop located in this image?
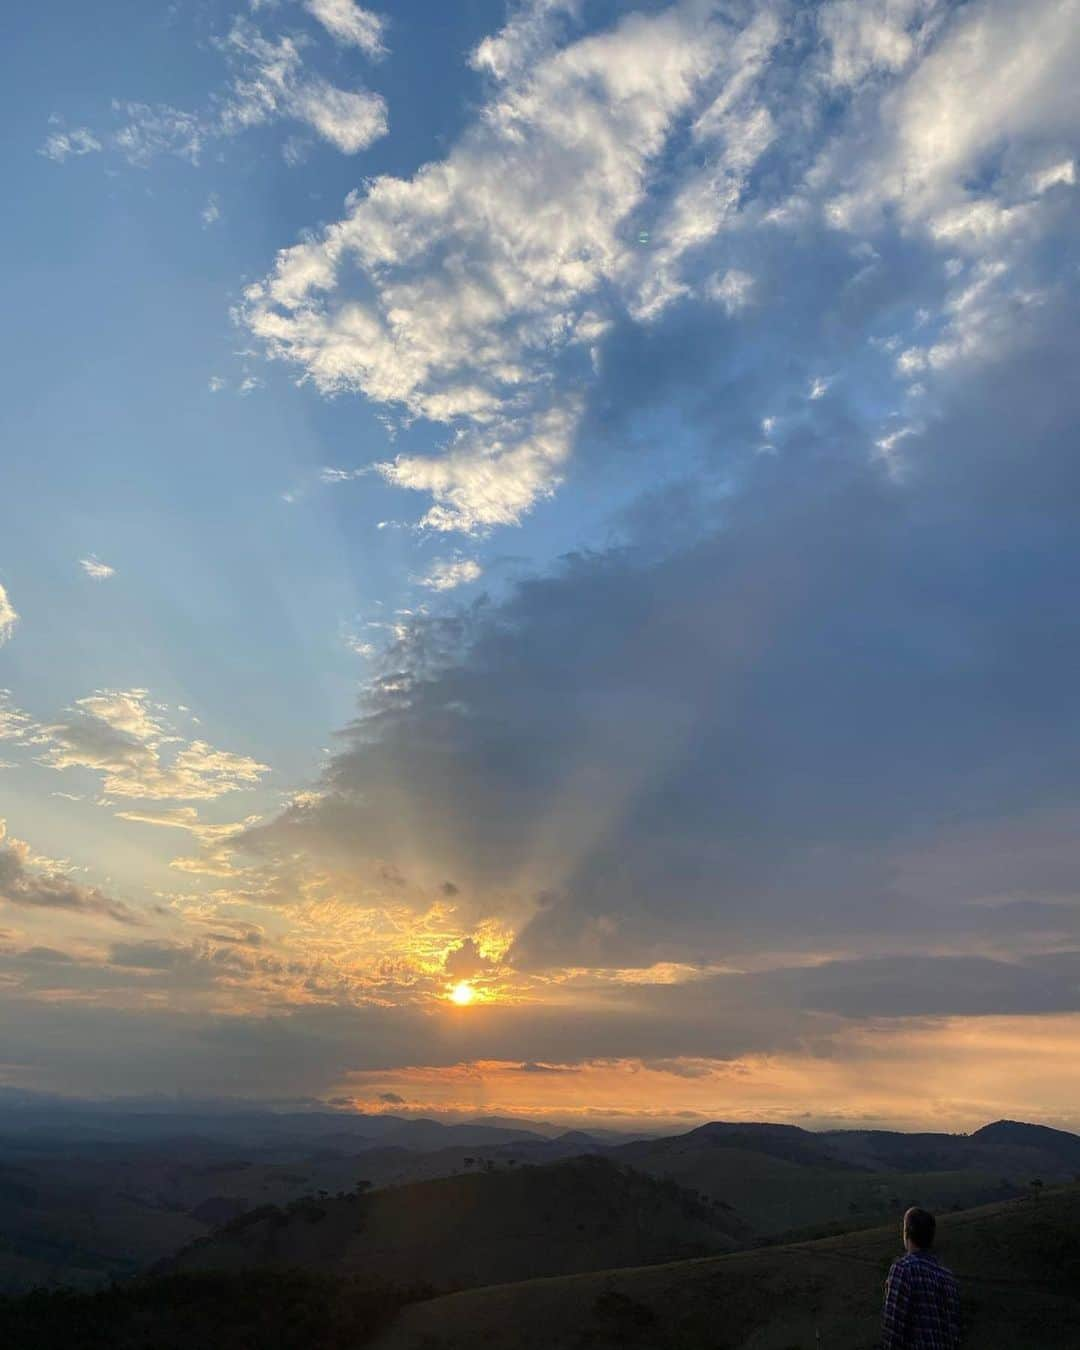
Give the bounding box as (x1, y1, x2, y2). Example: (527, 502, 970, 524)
(971, 1119, 1080, 1169)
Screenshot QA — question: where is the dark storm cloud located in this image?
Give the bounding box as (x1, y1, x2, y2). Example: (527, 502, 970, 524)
(240, 274, 1080, 982)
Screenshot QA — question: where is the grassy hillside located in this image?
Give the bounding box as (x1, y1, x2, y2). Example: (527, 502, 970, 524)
(0, 1140, 590, 1294)
(370, 1182, 1080, 1350)
(161, 1156, 743, 1290)
(607, 1139, 1020, 1236)
(0, 1159, 206, 1293)
(3, 1183, 1076, 1350)
(2, 1115, 1073, 1293)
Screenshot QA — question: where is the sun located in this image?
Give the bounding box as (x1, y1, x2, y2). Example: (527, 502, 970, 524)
(449, 980, 477, 1006)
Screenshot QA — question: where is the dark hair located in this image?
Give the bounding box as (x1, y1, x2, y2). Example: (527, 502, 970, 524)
(903, 1207, 936, 1248)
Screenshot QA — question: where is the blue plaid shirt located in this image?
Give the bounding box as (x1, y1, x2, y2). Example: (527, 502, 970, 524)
(882, 1250, 961, 1349)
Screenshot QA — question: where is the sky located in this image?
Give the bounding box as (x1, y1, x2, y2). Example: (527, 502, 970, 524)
(1, 0, 1079, 1134)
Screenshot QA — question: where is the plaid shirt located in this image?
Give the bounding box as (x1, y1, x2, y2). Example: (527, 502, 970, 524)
(882, 1251, 961, 1349)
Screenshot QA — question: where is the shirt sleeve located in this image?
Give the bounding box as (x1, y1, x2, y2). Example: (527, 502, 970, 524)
(882, 1260, 911, 1350)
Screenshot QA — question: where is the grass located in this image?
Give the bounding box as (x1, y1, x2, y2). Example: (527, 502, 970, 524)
(368, 1182, 1080, 1350)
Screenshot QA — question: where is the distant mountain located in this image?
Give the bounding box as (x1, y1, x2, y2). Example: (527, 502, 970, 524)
(160, 1156, 742, 1291)
(0, 1103, 580, 1154)
(970, 1119, 1080, 1170)
(367, 1118, 550, 1151)
(819, 1121, 1080, 1179)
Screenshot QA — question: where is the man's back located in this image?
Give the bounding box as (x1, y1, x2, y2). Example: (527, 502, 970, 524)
(882, 1250, 961, 1349)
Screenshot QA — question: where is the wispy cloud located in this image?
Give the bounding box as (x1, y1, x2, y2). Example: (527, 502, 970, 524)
(0, 693, 33, 742)
(201, 193, 222, 226)
(304, 0, 386, 57)
(320, 465, 371, 483)
(79, 555, 116, 580)
(22, 689, 271, 802)
(418, 558, 483, 592)
(43, 9, 387, 169)
(38, 126, 102, 163)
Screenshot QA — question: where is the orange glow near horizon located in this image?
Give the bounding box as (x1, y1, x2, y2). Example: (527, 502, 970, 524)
(339, 1013, 1080, 1134)
(449, 980, 477, 1006)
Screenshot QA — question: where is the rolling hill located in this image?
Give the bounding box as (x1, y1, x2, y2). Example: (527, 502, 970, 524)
(160, 1155, 744, 1290)
(3, 1183, 1076, 1350)
(605, 1121, 1048, 1237)
(370, 1182, 1080, 1350)
(1, 1111, 1075, 1294)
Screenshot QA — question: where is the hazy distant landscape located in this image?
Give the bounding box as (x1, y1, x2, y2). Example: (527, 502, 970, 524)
(1, 1102, 1078, 1347)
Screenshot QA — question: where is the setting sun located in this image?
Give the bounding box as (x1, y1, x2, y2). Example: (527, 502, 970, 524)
(449, 981, 477, 1006)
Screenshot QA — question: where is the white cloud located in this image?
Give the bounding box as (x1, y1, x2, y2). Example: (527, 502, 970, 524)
(288, 76, 387, 154)
(822, 0, 1080, 238)
(469, 0, 579, 82)
(418, 558, 483, 593)
(379, 404, 581, 533)
(897, 346, 927, 375)
(39, 126, 102, 162)
(80, 556, 116, 580)
(217, 19, 387, 155)
(0, 584, 18, 645)
(208, 375, 227, 392)
(202, 193, 222, 226)
(243, 3, 780, 532)
(305, 0, 386, 56)
(817, 0, 941, 90)
(808, 376, 832, 400)
(929, 198, 1030, 244)
(1029, 158, 1076, 195)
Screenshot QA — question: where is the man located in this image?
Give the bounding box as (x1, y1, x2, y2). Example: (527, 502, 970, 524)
(881, 1206, 961, 1349)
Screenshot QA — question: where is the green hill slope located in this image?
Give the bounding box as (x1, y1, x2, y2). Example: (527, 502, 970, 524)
(369, 1183, 1080, 1350)
(607, 1139, 1016, 1238)
(160, 1155, 742, 1290)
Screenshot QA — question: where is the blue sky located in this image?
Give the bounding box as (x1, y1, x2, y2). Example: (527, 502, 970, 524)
(1, 0, 1079, 1130)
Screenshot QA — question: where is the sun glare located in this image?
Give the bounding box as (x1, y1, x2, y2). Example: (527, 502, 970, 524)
(449, 981, 477, 1006)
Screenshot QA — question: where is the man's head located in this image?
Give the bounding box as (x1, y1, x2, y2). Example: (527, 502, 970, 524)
(903, 1206, 936, 1252)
